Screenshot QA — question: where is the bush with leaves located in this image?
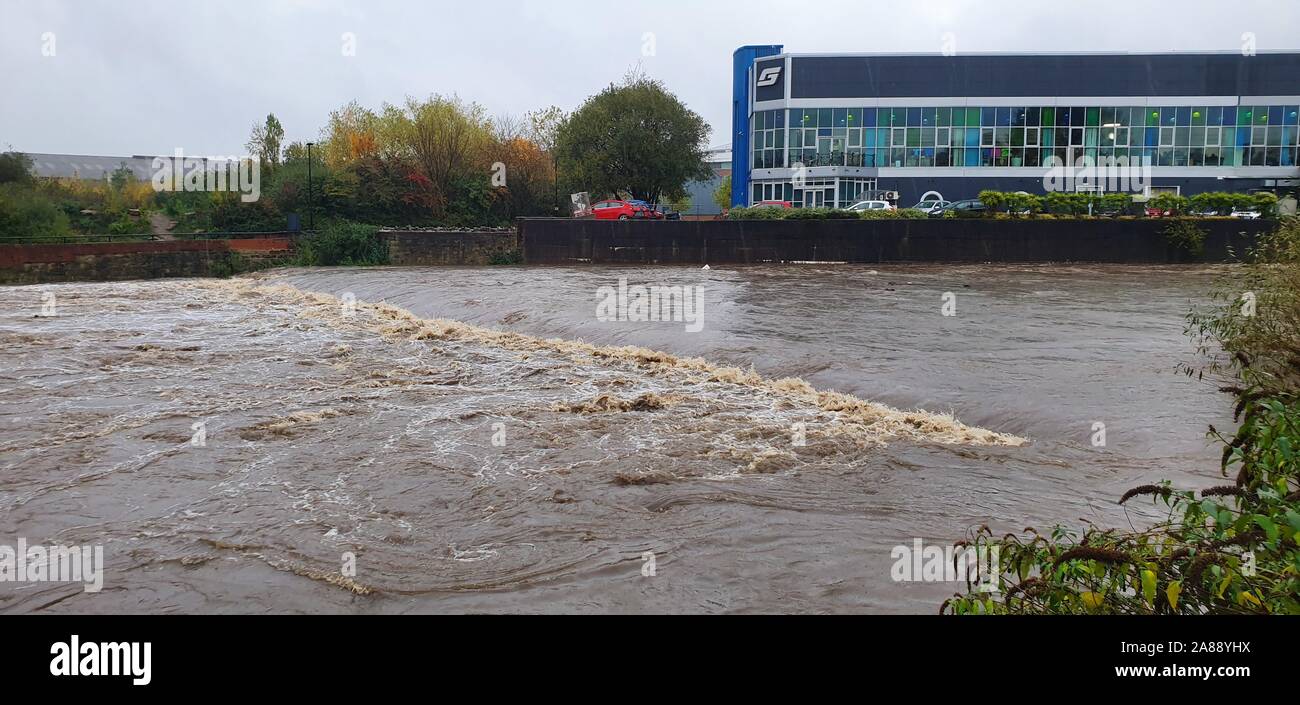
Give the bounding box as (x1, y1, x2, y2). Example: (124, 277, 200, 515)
(943, 218, 1300, 615)
(1163, 219, 1207, 258)
(294, 221, 389, 267)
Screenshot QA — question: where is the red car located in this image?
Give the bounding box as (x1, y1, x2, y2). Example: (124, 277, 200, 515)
(1145, 207, 1173, 218)
(755, 200, 793, 209)
(592, 200, 652, 220)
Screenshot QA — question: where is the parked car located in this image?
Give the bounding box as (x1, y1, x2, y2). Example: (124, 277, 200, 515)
(1144, 207, 1174, 218)
(754, 200, 793, 209)
(910, 199, 950, 214)
(1230, 209, 1262, 220)
(592, 200, 652, 220)
(651, 205, 681, 220)
(936, 199, 987, 217)
(846, 200, 896, 212)
(626, 200, 665, 219)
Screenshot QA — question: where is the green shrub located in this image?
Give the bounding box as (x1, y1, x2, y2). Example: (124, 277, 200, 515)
(1149, 192, 1190, 216)
(489, 249, 524, 265)
(294, 221, 388, 266)
(944, 219, 1300, 615)
(1163, 219, 1207, 258)
(0, 183, 73, 242)
(727, 206, 785, 220)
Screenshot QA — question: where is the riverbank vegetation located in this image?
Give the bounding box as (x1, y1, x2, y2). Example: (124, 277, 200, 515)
(2, 72, 712, 243)
(943, 217, 1300, 615)
(726, 206, 930, 220)
(968, 189, 1280, 219)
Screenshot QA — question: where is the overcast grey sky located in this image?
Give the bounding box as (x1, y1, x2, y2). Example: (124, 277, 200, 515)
(2, 0, 1298, 157)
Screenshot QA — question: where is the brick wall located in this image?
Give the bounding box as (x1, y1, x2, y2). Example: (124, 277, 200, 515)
(380, 230, 520, 266)
(0, 238, 294, 285)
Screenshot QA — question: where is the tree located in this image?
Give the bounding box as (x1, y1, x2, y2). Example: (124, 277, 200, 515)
(246, 114, 285, 172)
(712, 174, 731, 212)
(0, 150, 34, 184)
(555, 75, 711, 204)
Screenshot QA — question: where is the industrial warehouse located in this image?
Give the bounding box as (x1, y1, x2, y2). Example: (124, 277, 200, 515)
(731, 47, 1300, 208)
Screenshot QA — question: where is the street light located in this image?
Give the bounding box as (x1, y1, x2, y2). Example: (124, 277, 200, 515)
(306, 142, 315, 231)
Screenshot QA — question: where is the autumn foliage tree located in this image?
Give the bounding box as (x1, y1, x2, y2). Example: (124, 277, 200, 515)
(555, 74, 711, 204)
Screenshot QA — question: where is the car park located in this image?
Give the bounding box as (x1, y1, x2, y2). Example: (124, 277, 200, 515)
(846, 200, 895, 212)
(592, 200, 653, 220)
(935, 199, 987, 217)
(910, 199, 950, 214)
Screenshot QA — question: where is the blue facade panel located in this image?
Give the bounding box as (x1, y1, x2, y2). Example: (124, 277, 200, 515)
(732, 45, 782, 209)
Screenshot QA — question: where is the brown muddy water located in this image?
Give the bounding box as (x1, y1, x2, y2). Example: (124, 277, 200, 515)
(0, 264, 1234, 613)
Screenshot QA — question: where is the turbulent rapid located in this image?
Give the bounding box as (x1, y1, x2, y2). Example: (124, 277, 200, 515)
(0, 265, 1233, 613)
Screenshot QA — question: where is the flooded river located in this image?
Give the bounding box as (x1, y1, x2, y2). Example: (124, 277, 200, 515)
(0, 265, 1233, 613)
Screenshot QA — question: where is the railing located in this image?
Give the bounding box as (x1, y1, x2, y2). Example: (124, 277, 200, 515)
(0, 231, 309, 245)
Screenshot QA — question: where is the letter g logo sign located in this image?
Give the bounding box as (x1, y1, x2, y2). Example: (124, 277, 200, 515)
(756, 66, 782, 87)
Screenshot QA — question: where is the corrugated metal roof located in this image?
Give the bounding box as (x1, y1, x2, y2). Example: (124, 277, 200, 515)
(26, 153, 160, 181)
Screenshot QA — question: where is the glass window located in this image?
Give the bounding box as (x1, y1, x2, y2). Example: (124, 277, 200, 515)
(1013, 107, 1028, 126)
(832, 108, 847, 128)
(1222, 106, 1237, 125)
(922, 108, 937, 127)
(1176, 106, 1191, 125)
(1026, 107, 1040, 127)
(982, 107, 996, 126)
(936, 107, 951, 127)
(906, 108, 921, 126)
(966, 108, 980, 127)
(818, 108, 832, 127)
(1086, 107, 1100, 126)
(1191, 107, 1206, 126)
(996, 108, 1012, 126)
(1206, 106, 1222, 126)
(1285, 107, 1299, 125)
(1147, 109, 1162, 127)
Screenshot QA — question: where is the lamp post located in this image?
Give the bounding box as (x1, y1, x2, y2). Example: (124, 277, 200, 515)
(306, 142, 315, 231)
